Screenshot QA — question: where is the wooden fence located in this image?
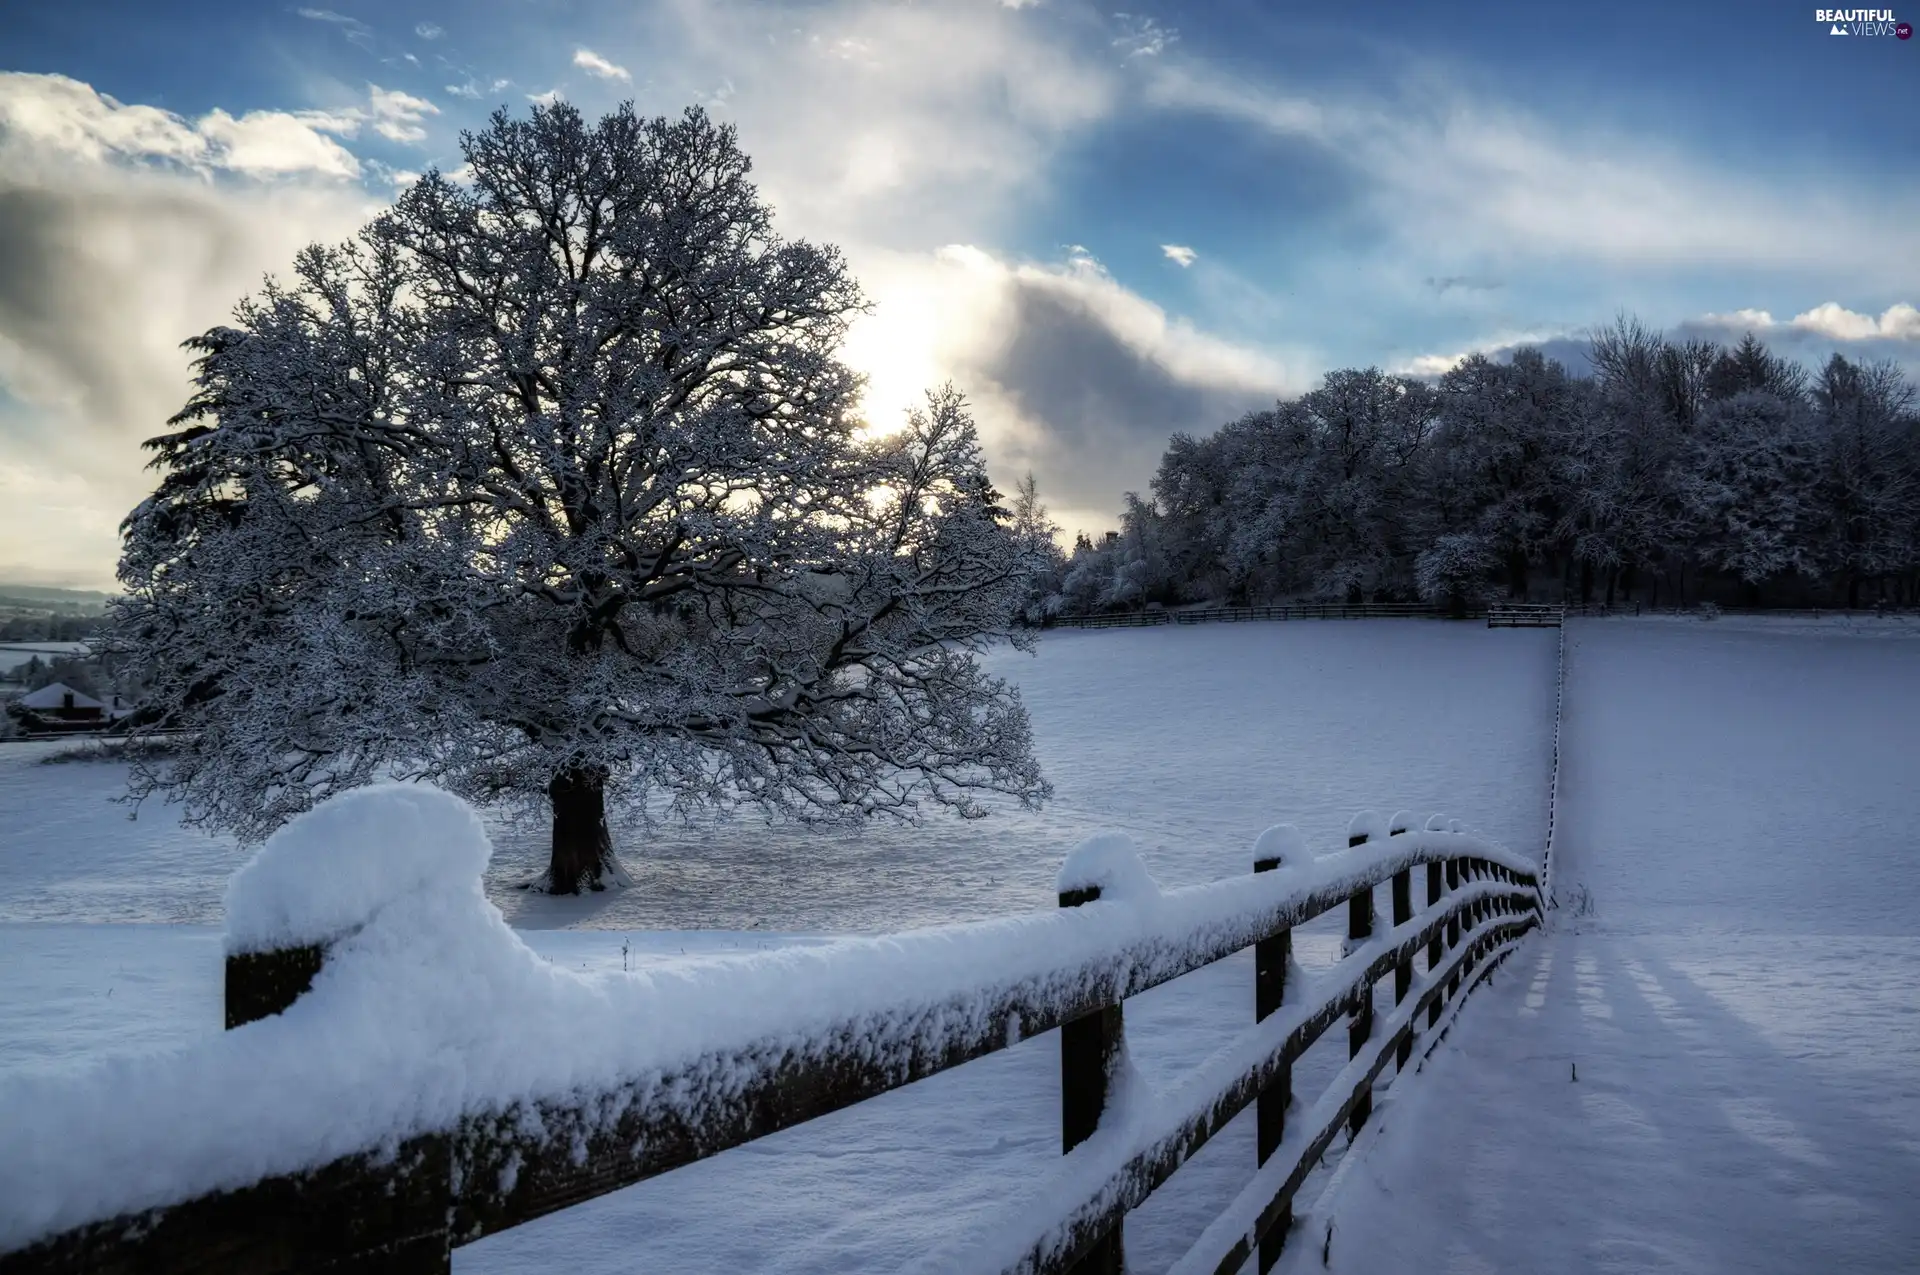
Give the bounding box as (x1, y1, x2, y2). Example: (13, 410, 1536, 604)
(1486, 604, 1565, 629)
(0, 817, 1542, 1275)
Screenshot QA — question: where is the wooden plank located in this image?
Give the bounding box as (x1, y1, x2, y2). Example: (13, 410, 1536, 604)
(1391, 868, 1413, 1071)
(1345, 829, 1373, 1138)
(1252, 851, 1289, 1275)
(226, 945, 326, 1031)
(1059, 884, 1124, 1275)
(1426, 862, 1444, 1029)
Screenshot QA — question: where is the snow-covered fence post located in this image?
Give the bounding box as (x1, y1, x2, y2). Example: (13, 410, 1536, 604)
(1388, 811, 1418, 1071)
(1056, 836, 1136, 1275)
(1344, 812, 1383, 1138)
(1251, 825, 1304, 1274)
(1424, 815, 1449, 1029)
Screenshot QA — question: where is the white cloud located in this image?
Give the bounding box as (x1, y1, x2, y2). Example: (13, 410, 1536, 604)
(295, 7, 376, 52)
(0, 73, 382, 586)
(1700, 302, 1920, 341)
(573, 48, 632, 81)
(1144, 62, 1920, 292)
(366, 85, 439, 143)
(446, 77, 512, 101)
(0, 72, 364, 179)
(1113, 14, 1176, 58)
(527, 89, 564, 107)
(1392, 328, 1577, 379)
(1160, 243, 1196, 267)
(415, 22, 444, 40)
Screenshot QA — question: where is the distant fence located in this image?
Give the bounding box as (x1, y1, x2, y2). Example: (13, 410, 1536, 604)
(0, 810, 1542, 1275)
(1486, 604, 1565, 629)
(0, 727, 190, 747)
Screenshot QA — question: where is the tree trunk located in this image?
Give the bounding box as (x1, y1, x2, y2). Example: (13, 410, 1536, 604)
(1508, 551, 1529, 599)
(1605, 568, 1617, 608)
(547, 764, 616, 894)
(1579, 559, 1593, 605)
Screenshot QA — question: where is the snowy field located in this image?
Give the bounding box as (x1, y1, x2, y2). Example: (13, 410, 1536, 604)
(0, 622, 1556, 932)
(0, 621, 1554, 1272)
(0, 642, 89, 675)
(6, 616, 1917, 1271)
(1289, 616, 1920, 1275)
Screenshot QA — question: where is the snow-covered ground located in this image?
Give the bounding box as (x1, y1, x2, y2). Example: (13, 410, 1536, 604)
(0, 620, 1554, 1271)
(1, 622, 1555, 932)
(7, 616, 1916, 1272)
(0, 641, 90, 675)
(1287, 616, 1920, 1275)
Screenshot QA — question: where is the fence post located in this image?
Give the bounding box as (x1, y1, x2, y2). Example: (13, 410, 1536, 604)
(1425, 861, 1444, 1028)
(1445, 858, 1462, 998)
(1346, 821, 1374, 1138)
(1387, 813, 1416, 1071)
(219, 942, 453, 1272)
(1059, 883, 1125, 1275)
(1252, 828, 1298, 1273)
(225, 944, 327, 1031)
(1458, 858, 1481, 981)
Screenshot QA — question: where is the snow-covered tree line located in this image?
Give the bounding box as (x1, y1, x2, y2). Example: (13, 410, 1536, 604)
(1036, 319, 1920, 614)
(109, 103, 1054, 892)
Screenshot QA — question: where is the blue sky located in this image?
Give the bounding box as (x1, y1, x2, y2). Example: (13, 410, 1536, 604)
(1, 0, 1917, 586)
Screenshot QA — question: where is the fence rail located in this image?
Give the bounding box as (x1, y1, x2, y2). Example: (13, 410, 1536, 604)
(1486, 603, 1565, 629)
(0, 805, 1542, 1275)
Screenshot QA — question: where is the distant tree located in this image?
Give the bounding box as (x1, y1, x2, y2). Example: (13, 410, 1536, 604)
(1414, 533, 1496, 618)
(1008, 473, 1067, 623)
(1809, 354, 1920, 606)
(1677, 391, 1821, 597)
(112, 102, 1050, 893)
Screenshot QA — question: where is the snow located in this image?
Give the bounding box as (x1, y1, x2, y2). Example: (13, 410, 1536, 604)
(0, 776, 1529, 1250)
(1345, 809, 1388, 844)
(0, 642, 90, 674)
(14, 682, 103, 712)
(1055, 832, 1160, 902)
(0, 620, 1563, 1269)
(0, 623, 1555, 933)
(224, 783, 495, 953)
(1279, 616, 1920, 1274)
(1251, 823, 1307, 869)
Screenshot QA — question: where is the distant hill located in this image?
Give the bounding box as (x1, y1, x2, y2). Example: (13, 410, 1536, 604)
(0, 585, 116, 613)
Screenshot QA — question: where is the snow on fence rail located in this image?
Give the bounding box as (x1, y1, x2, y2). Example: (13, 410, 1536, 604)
(1049, 602, 1482, 628)
(0, 788, 1543, 1275)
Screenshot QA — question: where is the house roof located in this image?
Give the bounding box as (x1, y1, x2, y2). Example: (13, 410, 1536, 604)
(18, 682, 105, 711)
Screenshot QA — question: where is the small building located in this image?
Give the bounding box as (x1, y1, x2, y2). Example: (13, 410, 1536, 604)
(13, 682, 106, 724)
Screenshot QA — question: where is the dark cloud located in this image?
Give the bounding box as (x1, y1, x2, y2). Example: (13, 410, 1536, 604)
(1424, 275, 1504, 294)
(953, 278, 1280, 516)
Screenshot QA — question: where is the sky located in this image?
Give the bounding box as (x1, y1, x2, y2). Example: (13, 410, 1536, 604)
(1, 0, 1917, 589)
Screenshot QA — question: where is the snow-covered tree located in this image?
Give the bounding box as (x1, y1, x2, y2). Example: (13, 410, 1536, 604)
(111, 103, 1050, 892)
(1809, 354, 1919, 606)
(1414, 533, 1496, 617)
(1676, 390, 1820, 594)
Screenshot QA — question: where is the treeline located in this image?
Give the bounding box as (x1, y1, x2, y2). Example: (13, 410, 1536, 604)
(1030, 318, 1920, 615)
(0, 614, 105, 643)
